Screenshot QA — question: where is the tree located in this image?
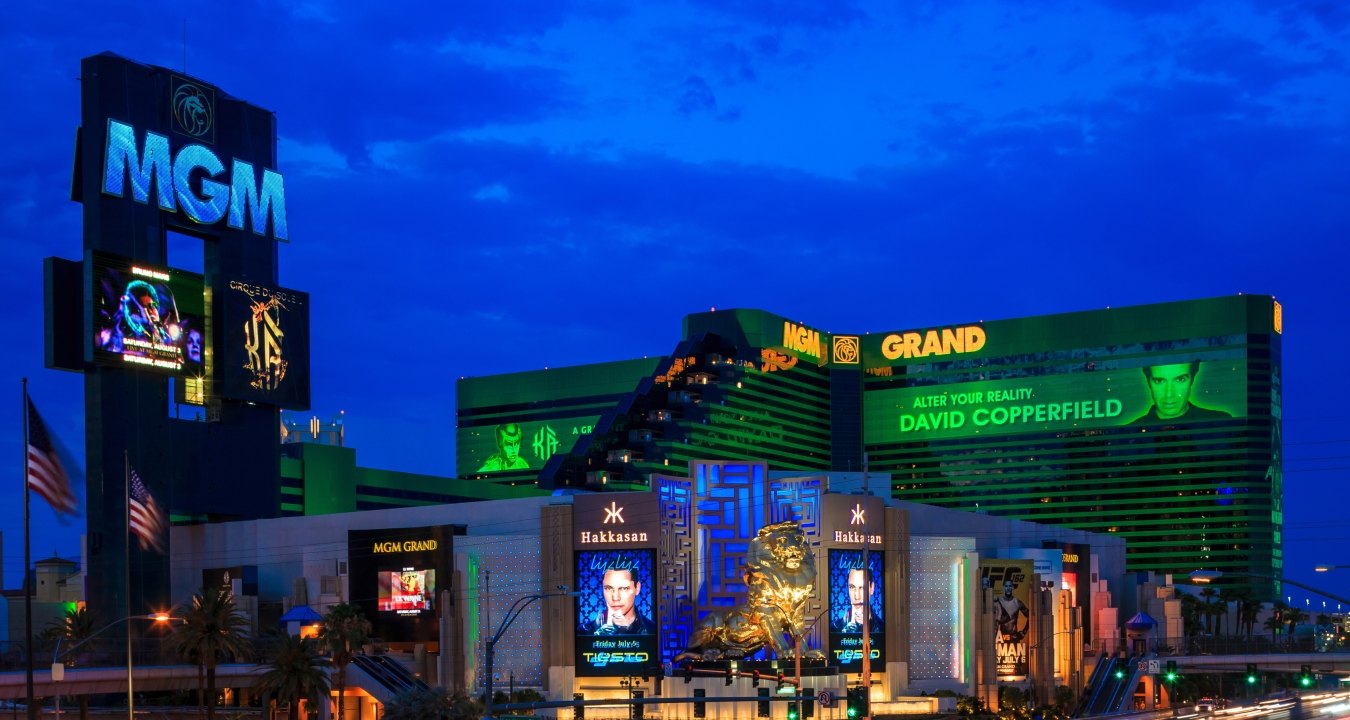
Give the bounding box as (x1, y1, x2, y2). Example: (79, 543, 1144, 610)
(1285, 607, 1308, 637)
(1198, 587, 1218, 635)
(382, 685, 453, 720)
(319, 602, 372, 720)
(1177, 592, 1202, 637)
(1262, 613, 1285, 642)
(255, 635, 331, 720)
(171, 586, 252, 720)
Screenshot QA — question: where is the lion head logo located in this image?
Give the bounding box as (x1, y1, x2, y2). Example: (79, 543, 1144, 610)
(172, 80, 213, 140)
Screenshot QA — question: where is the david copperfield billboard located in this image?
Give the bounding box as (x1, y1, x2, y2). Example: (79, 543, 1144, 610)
(573, 493, 659, 676)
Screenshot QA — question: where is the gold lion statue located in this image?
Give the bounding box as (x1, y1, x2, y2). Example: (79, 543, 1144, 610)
(680, 521, 825, 660)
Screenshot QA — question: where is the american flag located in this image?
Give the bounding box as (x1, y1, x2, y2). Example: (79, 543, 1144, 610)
(26, 397, 77, 516)
(129, 468, 167, 553)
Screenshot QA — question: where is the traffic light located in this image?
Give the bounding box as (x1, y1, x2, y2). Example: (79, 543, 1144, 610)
(574, 693, 585, 720)
(788, 705, 799, 720)
(1165, 660, 1178, 682)
(753, 670, 761, 687)
(693, 689, 706, 719)
(1300, 665, 1313, 688)
(683, 664, 694, 684)
(847, 686, 869, 719)
(758, 687, 771, 718)
(1113, 660, 1127, 680)
(1246, 664, 1259, 685)
(802, 688, 815, 718)
(725, 666, 733, 686)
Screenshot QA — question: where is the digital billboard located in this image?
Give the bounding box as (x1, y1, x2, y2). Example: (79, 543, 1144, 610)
(981, 559, 1033, 679)
(91, 250, 205, 375)
(378, 568, 436, 616)
(865, 357, 1247, 442)
(219, 279, 311, 410)
(574, 548, 657, 676)
(827, 549, 884, 668)
(459, 418, 598, 476)
(348, 525, 456, 643)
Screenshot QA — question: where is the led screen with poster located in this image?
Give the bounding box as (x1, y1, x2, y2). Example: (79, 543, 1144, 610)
(980, 559, 1034, 679)
(90, 250, 205, 375)
(827, 549, 885, 668)
(457, 417, 599, 477)
(378, 568, 436, 615)
(574, 548, 658, 676)
(348, 525, 457, 643)
(219, 279, 311, 410)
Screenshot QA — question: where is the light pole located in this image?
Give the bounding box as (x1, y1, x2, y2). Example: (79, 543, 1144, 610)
(52, 613, 179, 720)
(1188, 570, 1350, 607)
(483, 586, 576, 719)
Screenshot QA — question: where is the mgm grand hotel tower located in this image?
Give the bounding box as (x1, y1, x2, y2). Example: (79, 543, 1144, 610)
(459, 296, 1283, 598)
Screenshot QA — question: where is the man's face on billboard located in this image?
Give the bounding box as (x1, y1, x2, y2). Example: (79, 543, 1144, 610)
(602, 569, 640, 619)
(186, 330, 203, 362)
(847, 569, 872, 608)
(1145, 363, 1195, 419)
(135, 291, 160, 323)
(499, 426, 522, 461)
(1003, 580, 1016, 598)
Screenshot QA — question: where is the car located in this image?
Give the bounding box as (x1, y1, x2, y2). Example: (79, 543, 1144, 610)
(1196, 697, 1218, 713)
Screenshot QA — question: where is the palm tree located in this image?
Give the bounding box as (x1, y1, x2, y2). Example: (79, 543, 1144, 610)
(1262, 613, 1284, 642)
(171, 586, 252, 720)
(255, 635, 330, 720)
(318, 602, 372, 720)
(1198, 587, 1218, 635)
(1285, 607, 1308, 637)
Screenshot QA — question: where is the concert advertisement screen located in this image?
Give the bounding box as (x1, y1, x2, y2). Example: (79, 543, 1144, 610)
(574, 548, 657, 676)
(91, 251, 205, 375)
(827, 549, 885, 668)
(378, 568, 436, 616)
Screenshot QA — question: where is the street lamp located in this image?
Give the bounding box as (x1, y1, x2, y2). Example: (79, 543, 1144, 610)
(1187, 570, 1350, 607)
(52, 613, 180, 720)
(484, 586, 577, 719)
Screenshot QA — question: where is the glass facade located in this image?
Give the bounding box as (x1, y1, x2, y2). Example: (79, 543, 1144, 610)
(455, 296, 1282, 598)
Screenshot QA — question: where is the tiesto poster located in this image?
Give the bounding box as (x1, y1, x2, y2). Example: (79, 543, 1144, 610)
(827, 549, 885, 668)
(574, 548, 656, 676)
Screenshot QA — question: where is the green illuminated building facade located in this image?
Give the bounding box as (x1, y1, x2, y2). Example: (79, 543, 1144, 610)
(456, 295, 1283, 597)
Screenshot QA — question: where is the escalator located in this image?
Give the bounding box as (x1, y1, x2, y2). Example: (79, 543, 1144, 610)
(1075, 655, 1143, 716)
(348, 655, 431, 705)
(1073, 655, 1115, 716)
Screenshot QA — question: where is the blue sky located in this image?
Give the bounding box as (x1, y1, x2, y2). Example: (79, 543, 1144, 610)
(2, 1, 1348, 605)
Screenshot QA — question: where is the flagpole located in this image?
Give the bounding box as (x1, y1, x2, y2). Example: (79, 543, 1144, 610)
(23, 378, 36, 720)
(125, 450, 133, 720)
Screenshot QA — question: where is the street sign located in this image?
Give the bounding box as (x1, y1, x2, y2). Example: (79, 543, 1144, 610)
(1137, 661, 1147, 672)
(818, 690, 834, 708)
(1148, 660, 1161, 674)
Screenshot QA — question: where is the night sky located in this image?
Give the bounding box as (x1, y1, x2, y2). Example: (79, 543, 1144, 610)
(3, 2, 1348, 606)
